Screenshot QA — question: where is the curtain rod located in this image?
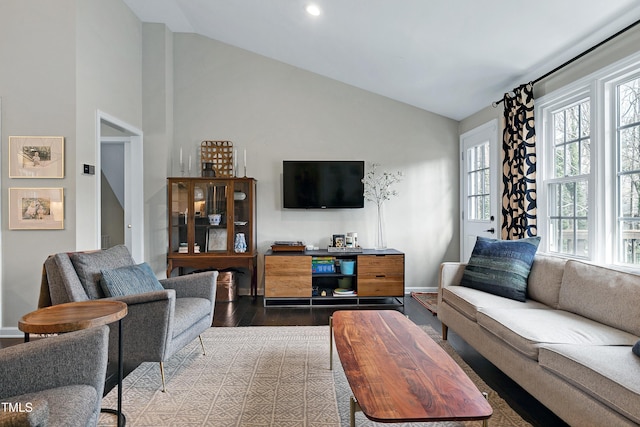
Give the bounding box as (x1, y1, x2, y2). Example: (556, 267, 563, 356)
(492, 17, 640, 107)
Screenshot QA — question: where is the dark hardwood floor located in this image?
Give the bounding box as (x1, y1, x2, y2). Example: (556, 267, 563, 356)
(2, 295, 568, 426)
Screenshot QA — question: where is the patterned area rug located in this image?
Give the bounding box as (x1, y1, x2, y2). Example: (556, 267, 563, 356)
(412, 291, 438, 315)
(99, 325, 530, 426)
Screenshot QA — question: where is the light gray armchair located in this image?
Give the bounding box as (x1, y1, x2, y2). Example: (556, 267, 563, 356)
(0, 326, 109, 427)
(40, 245, 217, 392)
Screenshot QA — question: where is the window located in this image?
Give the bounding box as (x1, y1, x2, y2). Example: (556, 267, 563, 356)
(547, 101, 590, 257)
(467, 143, 491, 221)
(537, 52, 640, 267)
(617, 77, 640, 264)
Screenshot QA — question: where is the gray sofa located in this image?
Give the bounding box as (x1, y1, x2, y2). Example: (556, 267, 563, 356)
(438, 254, 640, 426)
(0, 326, 109, 427)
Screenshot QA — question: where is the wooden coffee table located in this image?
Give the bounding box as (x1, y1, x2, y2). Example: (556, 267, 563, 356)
(331, 310, 492, 426)
(19, 300, 128, 427)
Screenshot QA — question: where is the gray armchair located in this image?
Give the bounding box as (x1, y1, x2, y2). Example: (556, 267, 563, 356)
(0, 326, 109, 427)
(40, 245, 217, 392)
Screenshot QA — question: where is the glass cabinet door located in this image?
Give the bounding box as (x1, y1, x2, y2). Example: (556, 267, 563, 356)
(198, 180, 229, 253)
(233, 180, 251, 253)
(169, 180, 190, 254)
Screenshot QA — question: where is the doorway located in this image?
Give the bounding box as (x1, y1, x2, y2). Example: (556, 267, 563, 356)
(460, 120, 499, 262)
(97, 111, 144, 262)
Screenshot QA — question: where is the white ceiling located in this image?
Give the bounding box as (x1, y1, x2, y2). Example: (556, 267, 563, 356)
(123, 0, 640, 121)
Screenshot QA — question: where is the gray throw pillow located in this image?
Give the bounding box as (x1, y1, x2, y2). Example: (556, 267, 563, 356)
(460, 236, 541, 302)
(100, 262, 164, 297)
(70, 245, 135, 299)
(633, 340, 640, 358)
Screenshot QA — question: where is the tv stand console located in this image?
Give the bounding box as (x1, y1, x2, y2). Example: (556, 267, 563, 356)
(264, 248, 404, 308)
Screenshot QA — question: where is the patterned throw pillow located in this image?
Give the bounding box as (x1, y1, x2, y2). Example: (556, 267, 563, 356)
(460, 236, 541, 302)
(100, 262, 164, 297)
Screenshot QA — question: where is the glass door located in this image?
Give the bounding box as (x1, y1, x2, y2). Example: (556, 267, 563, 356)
(233, 180, 251, 253)
(201, 180, 229, 253)
(169, 180, 189, 254)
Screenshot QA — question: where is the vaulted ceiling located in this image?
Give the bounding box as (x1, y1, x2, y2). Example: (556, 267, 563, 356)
(123, 0, 640, 120)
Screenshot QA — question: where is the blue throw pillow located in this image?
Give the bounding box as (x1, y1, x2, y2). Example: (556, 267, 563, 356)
(633, 340, 640, 358)
(460, 236, 541, 302)
(100, 262, 164, 297)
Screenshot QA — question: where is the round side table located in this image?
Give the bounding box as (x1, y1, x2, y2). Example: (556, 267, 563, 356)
(19, 300, 128, 427)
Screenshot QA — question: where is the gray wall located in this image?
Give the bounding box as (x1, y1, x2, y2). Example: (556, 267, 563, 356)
(459, 25, 640, 133)
(168, 33, 461, 294)
(0, 0, 142, 332)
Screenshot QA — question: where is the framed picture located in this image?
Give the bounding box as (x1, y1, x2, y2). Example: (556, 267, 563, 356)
(9, 136, 64, 178)
(9, 188, 64, 230)
(332, 234, 345, 248)
(206, 228, 227, 252)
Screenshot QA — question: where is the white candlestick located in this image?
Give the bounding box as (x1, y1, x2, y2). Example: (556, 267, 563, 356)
(180, 147, 183, 165)
(188, 155, 192, 173)
(244, 149, 247, 167)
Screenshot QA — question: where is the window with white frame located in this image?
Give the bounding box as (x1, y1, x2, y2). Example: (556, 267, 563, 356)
(537, 52, 640, 267)
(617, 76, 640, 264)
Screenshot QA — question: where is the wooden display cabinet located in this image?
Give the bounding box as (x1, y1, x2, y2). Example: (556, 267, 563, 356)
(167, 177, 258, 295)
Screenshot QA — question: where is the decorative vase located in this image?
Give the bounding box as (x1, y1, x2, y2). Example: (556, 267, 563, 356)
(234, 233, 247, 253)
(375, 202, 386, 250)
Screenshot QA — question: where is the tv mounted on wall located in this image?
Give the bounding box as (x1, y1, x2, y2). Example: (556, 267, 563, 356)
(283, 160, 365, 209)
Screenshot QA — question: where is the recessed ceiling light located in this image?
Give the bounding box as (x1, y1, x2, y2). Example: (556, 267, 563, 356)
(306, 4, 321, 16)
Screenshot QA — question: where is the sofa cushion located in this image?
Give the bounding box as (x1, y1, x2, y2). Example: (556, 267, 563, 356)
(559, 260, 640, 336)
(460, 236, 540, 302)
(100, 262, 164, 297)
(477, 308, 639, 360)
(539, 344, 640, 424)
(70, 245, 135, 299)
(442, 285, 549, 322)
(526, 254, 567, 308)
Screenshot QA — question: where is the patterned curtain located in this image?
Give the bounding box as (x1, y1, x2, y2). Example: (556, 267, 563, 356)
(501, 83, 537, 239)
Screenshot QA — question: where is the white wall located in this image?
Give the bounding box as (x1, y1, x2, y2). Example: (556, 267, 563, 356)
(169, 34, 460, 293)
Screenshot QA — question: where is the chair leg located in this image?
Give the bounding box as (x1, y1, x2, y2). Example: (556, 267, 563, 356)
(198, 335, 206, 356)
(159, 362, 166, 393)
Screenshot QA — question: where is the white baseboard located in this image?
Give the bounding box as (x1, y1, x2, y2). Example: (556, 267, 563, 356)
(0, 327, 23, 339)
(405, 287, 438, 294)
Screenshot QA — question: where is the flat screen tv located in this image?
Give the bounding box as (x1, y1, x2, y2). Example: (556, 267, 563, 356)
(283, 160, 365, 209)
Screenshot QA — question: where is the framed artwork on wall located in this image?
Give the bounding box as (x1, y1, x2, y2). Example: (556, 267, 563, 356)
(9, 188, 64, 230)
(9, 136, 64, 178)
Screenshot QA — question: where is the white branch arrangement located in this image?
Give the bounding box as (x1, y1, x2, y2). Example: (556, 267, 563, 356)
(362, 163, 403, 206)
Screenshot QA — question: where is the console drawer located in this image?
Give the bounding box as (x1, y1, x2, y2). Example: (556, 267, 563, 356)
(357, 254, 404, 276)
(358, 278, 404, 296)
(265, 256, 311, 297)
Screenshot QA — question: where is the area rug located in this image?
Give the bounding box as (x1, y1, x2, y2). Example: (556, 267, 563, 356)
(411, 291, 438, 315)
(99, 326, 530, 426)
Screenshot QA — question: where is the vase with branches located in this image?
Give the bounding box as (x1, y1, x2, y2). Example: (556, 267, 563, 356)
(362, 163, 403, 249)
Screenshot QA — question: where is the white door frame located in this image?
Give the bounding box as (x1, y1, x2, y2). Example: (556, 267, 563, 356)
(460, 119, 499, 261)
(96, 110, 144, 262)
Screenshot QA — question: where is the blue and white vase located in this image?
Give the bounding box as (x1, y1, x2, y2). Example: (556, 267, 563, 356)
(234, 233, 247, 253)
